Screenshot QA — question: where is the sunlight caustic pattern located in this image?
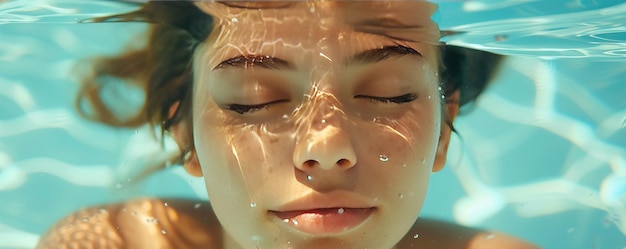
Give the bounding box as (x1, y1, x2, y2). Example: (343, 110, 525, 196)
(0, 0, 625, 248)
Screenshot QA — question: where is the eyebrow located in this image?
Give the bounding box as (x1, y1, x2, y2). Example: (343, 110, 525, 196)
(346, 45, 422, 66)
(213, 45, 421, 71)
(212, 55, 296, 71)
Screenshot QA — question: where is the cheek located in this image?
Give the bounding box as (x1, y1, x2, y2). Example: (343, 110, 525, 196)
(353, 98, 441, 199)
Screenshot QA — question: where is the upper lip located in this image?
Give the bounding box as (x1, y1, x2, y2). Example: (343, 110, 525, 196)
(269, 191, 377, 212)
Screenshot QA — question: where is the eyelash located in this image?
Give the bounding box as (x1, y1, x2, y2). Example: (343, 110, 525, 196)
(356, 93, 417, 104)
(226, 100, 288, 114)
(226, 94, 416, 114)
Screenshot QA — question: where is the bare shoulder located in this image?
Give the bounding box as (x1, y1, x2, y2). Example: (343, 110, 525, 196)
(36, 198, 222, 249)
(394, 218, 540, 249)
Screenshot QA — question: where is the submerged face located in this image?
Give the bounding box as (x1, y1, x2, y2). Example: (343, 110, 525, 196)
(189, 1, 443, 248)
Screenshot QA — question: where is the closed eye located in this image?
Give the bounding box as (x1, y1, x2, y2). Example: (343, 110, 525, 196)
(355, 93, 417, 104)
(225, 100, 289, 114)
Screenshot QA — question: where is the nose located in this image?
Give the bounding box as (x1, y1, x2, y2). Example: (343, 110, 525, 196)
(293, 125, 357, 171)
(292, 95, 357, 173)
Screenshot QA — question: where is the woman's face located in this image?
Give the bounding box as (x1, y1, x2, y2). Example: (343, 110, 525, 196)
(188, 1, 445, 248)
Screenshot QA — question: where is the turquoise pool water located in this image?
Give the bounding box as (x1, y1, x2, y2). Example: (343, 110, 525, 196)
(1, 0, 625, 248)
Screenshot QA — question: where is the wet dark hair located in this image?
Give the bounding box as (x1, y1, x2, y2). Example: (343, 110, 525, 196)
(77, 1, 502, 141)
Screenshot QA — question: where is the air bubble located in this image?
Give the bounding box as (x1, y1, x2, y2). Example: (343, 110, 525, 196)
(494, 34, 508, 41)
(250, 202, 257, 208)
(338, 208, 344, 214)
(161, 229, 167, 235)
(307, 175, 313, 181)
(379, 155, 389, 162)
(413, 234, 419, 239)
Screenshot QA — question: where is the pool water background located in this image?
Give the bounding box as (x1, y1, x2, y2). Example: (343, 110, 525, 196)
(1, 0, 625, 248)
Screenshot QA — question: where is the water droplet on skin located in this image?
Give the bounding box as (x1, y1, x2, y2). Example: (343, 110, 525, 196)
(291, 219, 299, 225)
(282, 219, 290, 223)
(413, 234, 419, 239)
(161, 229, 167, 235)
(164, 202, 169, 207)
(81, 217, 89, 222)
(145, 218, 158, 224)
(421, 158, 426, 164)
(427, 95, 432, 99)
(398, 193, 404, 199)
(99, 209, 107, 214)
(250, 202, 257, 208)
(486, 234, 495, 240)
(306, 175, 313, 181)
(437, 86, 442, 92)
(379, 155, 389, 162)
(402, 164, 407, 168)
(282, 114, 289, 119)
(338, 208, 344, 214)
(231, 17, 238, 23)
(320, 119, 326, 124)
(194, 203, 202, 209)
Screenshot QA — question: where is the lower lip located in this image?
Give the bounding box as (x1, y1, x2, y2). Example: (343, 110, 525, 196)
(271, 208, 375, 235)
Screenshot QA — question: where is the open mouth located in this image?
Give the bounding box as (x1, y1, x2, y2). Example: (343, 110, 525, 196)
(270, 207, 376, 235)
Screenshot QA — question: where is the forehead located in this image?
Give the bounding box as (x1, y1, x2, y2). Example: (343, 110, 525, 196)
(194, 1, 441, 66)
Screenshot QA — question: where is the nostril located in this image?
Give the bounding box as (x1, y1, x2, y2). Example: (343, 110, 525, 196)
(303, 160, 317, 168)
(337, 159, 352, 168)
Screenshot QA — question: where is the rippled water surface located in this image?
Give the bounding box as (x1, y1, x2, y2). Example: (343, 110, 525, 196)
(1, 0, 625, 248)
